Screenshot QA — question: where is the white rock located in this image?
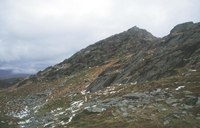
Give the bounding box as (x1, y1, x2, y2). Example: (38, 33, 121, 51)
(175, 86, 185, 90)
(44, 121, 54, 127)
(189, 69, 197, 72)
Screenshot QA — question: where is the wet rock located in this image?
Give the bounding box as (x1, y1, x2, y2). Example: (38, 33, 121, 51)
(166, 98, 177, 105)
(85, 105, 106, 113)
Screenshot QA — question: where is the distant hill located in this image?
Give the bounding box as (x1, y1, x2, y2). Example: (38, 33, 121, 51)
(0, 69, 29, 79)
(0, 78, 22, 89)
(0, 69, 29, 88)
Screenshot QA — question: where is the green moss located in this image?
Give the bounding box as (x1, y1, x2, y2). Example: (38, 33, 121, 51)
(169, 116, 200, 128)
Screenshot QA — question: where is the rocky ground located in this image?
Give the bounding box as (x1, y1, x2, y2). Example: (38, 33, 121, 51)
(0, 65, 199, 128)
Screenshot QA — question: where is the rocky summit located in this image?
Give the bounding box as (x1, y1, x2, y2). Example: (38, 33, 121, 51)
(0, 21, 200, 128)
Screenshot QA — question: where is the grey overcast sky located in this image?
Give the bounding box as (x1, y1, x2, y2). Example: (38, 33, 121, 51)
(0, 0, 200, 74)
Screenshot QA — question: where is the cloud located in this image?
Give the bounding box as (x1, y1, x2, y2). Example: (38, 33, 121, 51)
(0, 0, 200, 73)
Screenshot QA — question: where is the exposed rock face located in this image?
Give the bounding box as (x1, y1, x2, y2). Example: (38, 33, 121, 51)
(48, 26, 158, 78)
(17, 22, 200, 92)
(86, 72, 118, 92)
(170, 21, 199, 34)
(85, 21, 200, 92)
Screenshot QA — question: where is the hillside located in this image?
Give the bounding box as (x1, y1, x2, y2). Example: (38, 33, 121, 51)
(0, 21, 200, 128)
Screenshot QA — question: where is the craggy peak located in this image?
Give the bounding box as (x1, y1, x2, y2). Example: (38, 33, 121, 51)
(0, 22, 200, 128)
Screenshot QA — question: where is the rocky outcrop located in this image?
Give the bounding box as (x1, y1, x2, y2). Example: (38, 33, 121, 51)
(86, 73, 118, 92)
(14, 22, 200, 93)
(33, 26, 159, 81)
(86, 22, 200, 92)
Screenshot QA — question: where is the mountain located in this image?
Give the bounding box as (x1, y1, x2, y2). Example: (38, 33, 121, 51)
(0, 22, 200, 128)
